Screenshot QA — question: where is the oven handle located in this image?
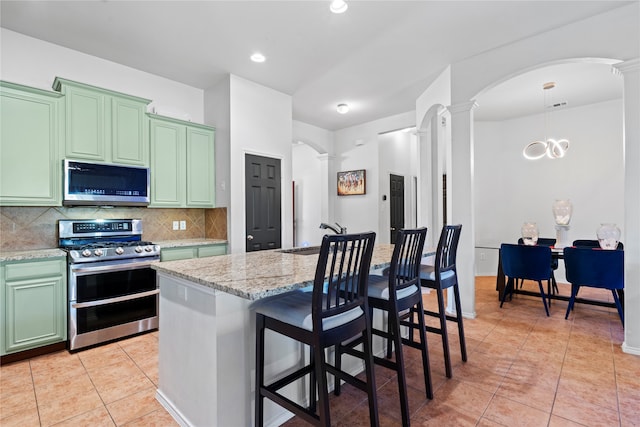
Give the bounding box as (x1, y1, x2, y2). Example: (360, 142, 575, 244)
(72, 289, 159, 309)
(71, 259, 157, 275)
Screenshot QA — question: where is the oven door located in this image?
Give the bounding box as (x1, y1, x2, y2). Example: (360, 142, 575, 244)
(68, 258, 159, 350)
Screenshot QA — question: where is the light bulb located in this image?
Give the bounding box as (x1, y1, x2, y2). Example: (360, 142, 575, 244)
(336, 103, 349, 114)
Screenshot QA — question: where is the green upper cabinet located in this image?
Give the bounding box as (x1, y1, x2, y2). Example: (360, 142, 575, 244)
(0, 81, 63, 206)
(53, 77, 151, 166)
(149, 114, 215, 208)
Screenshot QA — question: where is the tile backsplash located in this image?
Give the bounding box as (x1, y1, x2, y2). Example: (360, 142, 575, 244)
(0, 206, 227, 251)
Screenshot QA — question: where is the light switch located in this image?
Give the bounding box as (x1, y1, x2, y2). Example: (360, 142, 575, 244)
(172, 221, 179, 230)
(180, 220, 187, 230)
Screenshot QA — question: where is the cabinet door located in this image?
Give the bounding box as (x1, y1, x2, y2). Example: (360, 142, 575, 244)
(150, 118, 185, 207)
(197, 244, 227, 258)
(1, 259, 67, 355)
(186, 126, 215, 207)
(0, 84, 62, 206)
(112, 96, 149, 166)
(64, 85, 107, 161)
(160, 247, 197, 262)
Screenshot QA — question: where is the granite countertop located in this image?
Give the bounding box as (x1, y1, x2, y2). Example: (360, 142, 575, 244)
(156, 238, 227, 249)
(151, 244, 429, 300)
(0, 248, 67, 263)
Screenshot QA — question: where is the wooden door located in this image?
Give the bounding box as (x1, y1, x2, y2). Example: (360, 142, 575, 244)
(245, 154, 281, 251)
(390, 174, 405, 244)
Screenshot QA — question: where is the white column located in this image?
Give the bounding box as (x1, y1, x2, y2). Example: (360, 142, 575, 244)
(446, 101, 478, 319)
(317, 153, 334, 224)
(417, 130, 435, 248)
(615, 58, 640, 355)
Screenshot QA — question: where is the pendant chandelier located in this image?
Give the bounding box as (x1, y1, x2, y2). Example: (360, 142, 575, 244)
(523, 82, 570, 160)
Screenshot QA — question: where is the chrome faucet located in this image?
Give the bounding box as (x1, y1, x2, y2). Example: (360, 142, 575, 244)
(320, 222, 347, 234)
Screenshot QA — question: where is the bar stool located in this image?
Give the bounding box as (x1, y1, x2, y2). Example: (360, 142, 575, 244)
(254, 232, 379, 427)
(418, 224, 466, 378)
(335, 228, 433, 426)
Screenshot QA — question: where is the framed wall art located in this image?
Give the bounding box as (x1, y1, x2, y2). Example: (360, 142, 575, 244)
(337, 169, 366, 196)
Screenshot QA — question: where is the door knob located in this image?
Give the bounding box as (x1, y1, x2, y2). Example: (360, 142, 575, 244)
(247, 235, 254, 240)
(390, 227, 396, 231)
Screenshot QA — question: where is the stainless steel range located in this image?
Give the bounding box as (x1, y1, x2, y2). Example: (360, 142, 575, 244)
(58, 219, 160, 351)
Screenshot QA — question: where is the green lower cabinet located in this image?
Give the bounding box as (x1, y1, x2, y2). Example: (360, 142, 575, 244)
(1, 258, 67, 356)
(160, 243, 227, 262)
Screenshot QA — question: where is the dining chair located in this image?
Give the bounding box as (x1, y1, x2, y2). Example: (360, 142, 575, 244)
(335, 227, 432, 426)
(500, 243, 552, 316)
(563, 246, 624, 324)
(418, 224, 466, 379)
(254, 232, 379, 426)
(572, 239, 624, 250)
(516, 237, 559, 295)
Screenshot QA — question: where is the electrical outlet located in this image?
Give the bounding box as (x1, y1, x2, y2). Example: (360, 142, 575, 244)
(480, 252, 486, 261)
(180, 220, 187, 230)
(172, 221, 179, 230)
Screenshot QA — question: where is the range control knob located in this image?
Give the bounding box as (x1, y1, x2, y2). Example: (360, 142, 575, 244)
(94, 249, 104, 257)
(135, 246, 143, 253)
(115, 247, 125, 255)
(144, 245, 153, 252)
(82, 249, 92, 257)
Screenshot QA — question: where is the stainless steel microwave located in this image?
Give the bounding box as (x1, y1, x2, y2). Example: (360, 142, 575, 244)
(63, 160, 150, 206)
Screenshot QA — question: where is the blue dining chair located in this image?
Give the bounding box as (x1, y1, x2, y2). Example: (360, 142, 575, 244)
(500, 243, 552, 316)
(563, 247, 624, 324)
(517, 237, 559, 295)
(572, 239, 624, 250)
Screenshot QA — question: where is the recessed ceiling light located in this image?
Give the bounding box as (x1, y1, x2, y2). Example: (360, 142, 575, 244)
(330, 0, 348, 14)
(250, 53, 266, 63)
(336, 103, 350, 114)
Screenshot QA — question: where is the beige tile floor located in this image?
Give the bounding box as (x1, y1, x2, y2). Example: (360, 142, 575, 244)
(1, 276, 639, 426)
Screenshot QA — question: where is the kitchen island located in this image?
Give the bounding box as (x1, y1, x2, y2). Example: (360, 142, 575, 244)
(151, 244, 421, 427)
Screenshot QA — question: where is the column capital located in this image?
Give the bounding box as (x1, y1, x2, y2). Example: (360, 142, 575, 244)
(614, 58, 640, 74)
(447, 101, 479, 115)
(316, 153, 335, 161)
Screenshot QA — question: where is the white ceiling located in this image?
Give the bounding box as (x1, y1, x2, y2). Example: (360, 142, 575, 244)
(0, 1, 630, 130)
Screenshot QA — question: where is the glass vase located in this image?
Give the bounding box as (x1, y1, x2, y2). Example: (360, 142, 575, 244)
(521, 222, 539, 246)
(596, 223, 621, 250)
(552, 199, 573, 225)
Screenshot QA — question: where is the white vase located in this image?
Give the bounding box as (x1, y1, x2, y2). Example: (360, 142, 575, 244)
(521, 222, 539, 246)
(596, 223, 621, 250)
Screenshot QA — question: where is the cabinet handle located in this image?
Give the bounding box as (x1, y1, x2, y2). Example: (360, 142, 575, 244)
(247, 235, 254, 240)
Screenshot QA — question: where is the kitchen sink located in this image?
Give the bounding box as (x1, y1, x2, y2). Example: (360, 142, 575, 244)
(279, 246, 322, 255)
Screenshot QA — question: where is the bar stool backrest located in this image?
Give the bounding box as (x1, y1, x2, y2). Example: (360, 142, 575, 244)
(313, 232, 376, 332)
(434, 225, 463, 275)
(389, 228, 428, 300)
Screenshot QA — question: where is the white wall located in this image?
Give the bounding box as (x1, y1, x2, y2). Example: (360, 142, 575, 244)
(292, 143, 323, 247)
(205, 76, 231, 210)
(1, 29, 204, 123)
(474, 99, 624, 276)
(378, 131, 418, 244)
(332, 111, 415, 237)
(227, 75, 293, 253)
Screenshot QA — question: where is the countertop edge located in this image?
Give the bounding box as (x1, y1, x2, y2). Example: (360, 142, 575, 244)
(0, 248, 67, 263)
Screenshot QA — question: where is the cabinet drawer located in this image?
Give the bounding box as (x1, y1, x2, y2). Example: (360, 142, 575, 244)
(161, 247, 198, 262)
(197, 245, 227, 258)
(5, 259, 65, 281)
